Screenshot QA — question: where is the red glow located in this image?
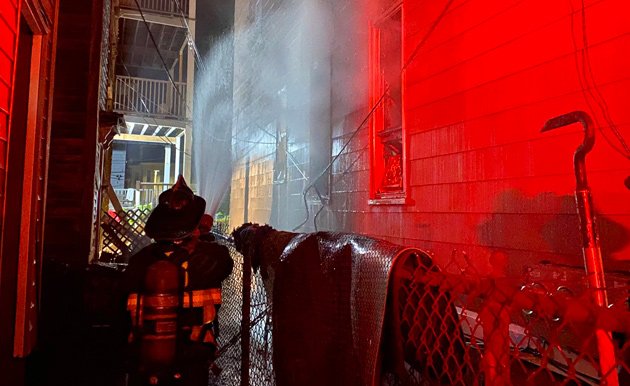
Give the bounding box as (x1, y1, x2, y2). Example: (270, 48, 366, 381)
(360, 0, 630, 274)
(369, 4, 406, 203)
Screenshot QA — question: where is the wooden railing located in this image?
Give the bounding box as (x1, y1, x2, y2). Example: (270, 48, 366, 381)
(119, 0, 189, 16)
(114, 184, 171, 209)
(114, 75, 187, 119)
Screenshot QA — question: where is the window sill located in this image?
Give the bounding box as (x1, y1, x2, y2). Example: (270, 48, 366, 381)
(368, 194, 407, 206)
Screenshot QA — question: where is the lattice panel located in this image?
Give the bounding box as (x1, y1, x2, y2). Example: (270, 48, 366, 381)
(100, 209, 152, 261)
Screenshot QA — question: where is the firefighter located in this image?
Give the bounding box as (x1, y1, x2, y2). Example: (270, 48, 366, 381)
(124, 175, 233, 386)
(198, 214, 216, 242)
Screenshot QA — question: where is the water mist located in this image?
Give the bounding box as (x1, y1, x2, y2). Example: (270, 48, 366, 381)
(193, 0, 369, 229)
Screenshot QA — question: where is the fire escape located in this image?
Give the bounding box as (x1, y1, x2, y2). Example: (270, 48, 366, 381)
(113, 0, 196, 201)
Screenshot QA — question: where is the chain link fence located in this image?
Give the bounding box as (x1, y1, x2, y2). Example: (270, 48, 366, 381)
(388, 254, 630, 386)
(211, 231, 629, 386)
(210, 235, 275, 385)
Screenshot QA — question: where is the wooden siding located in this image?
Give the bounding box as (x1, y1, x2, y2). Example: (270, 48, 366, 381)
(331, 0, 630, 274)
(0, 0, 20, 226)
(13, 0, 59, 357)
(0, 0, 22, 380)
(0, 0, 59, 364)
(229, 0, 630, 276)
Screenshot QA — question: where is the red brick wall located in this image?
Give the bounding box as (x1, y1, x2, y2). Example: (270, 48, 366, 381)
(337, 0, 630, 274)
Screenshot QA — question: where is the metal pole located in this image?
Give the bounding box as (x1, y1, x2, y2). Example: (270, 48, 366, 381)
(241, 247, 252, 386)
(240, 156, 252, 385)
(541, 111, 618, 386)
(243, 156, 250, 224)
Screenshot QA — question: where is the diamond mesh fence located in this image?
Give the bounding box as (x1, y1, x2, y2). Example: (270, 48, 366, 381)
(211, 234, 276, 386)
(211, 230, 630, 386)
(387, 251, 630, 386)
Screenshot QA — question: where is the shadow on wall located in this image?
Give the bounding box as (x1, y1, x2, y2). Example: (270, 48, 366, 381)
(478, 190, 628, 274)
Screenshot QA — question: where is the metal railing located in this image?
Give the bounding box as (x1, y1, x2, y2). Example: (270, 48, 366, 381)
(119, 0, 189, 16)
(114, 75, 187, 119)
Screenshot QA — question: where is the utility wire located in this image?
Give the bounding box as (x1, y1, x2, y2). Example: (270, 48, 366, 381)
(117, 23, 265, 150)
(295, 0, 457, 231)
(118, 62, 192, 157)
(292, 89, 389, 231)
(402, 0, 456, 72)
(135, 0, 458, 230)
(578, 0, 630, 154)
(133, 0, 185, 100)
(125, 0, 303, 197)
(117, 77, 191, 157)
(131, 0, 306, 153)
(124, 1, 196, 120)
(170, 0, 205, 71)
(570, 0, 630, 160)
(118, 69, 274, 149)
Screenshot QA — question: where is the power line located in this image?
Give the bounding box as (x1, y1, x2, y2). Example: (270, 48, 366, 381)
(118, 16, 248, 152)
(133, 0, 186, 101)
(129, 1, 314, 152)
(132, 0, 460, 231)
(402, 0, 456, 72)
(117, 68, 275, 149)
(117, 62, 192, 157)
(569, 0, 630, 160)
(170, 0, 205, 71)
(579, 0, 630, 156)
(297, 0, 457, 231)
(293, 89, 390, 231)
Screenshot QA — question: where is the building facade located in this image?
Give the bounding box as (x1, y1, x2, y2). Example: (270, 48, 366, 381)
(0, 0, 123, 382)
(112, 0, 196, 201)
(230, 0, 630, 277)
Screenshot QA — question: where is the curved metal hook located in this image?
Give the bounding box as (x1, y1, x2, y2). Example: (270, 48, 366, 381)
(541, 111, 594, 189)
